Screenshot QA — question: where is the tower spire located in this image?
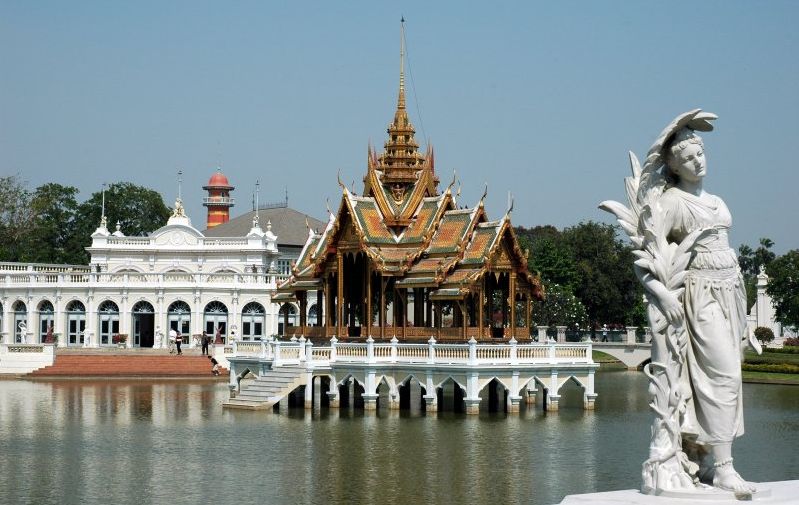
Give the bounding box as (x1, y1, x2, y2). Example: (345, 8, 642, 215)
(398, 17, 406, 110)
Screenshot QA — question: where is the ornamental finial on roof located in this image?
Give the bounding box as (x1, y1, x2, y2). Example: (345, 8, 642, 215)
(398, 17, 406, 111)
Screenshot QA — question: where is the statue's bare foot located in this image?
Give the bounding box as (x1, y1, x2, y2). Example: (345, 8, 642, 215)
(713, 461, 756, 496)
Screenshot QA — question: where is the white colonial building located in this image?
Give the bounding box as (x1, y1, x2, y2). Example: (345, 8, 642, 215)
(0, 198, 287, 348)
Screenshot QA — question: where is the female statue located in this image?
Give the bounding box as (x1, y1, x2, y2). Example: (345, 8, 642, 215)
(601, 110, 759, 498)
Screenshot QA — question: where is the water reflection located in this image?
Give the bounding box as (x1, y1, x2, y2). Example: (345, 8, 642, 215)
(0, 373, 796, 505)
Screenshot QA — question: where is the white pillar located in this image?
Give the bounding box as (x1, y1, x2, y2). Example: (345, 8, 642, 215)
(465, 372, 480, 415)
(363, 370, 378, 410)
(584, 370, 597, 410)
(547, 370, 560, 412)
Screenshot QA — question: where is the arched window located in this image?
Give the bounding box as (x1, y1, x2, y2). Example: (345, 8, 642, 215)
(241, 302, 265, 340)
(38, 300, 55, 343)
(204, 301, 228, 342)
(66, 300, 86, 346)
(13, 301, 27, 343)
(168, 300, 191, 336)
(98, 300, 120, 346)
(308, 303, 319, 326)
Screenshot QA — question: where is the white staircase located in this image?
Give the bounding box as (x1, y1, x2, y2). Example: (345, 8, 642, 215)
(222, 366, 306, 410)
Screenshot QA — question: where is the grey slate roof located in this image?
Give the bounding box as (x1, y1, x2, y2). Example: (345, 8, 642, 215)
(203, 207, 326, 247)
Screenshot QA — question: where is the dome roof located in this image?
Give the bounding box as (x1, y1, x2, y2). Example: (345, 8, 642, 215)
(204, 168, 234, 189)
(208, 170, 229, 186)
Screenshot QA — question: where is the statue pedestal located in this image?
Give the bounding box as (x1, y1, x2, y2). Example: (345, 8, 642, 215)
(557, 480, 797, 504)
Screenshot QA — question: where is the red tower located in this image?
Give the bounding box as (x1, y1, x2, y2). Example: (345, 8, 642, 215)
(203, 168, 235, 229)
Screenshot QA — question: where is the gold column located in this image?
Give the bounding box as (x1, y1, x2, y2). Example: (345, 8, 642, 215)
(337, 252, 344, 338)
(478, 281, 484, 339)
(380, 275, 386, 340)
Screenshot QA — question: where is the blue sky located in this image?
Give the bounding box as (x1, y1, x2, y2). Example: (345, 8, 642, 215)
(2, 1, 797, 252)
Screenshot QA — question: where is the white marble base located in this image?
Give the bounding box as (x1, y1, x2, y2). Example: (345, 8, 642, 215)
(558, 480, 798, 504)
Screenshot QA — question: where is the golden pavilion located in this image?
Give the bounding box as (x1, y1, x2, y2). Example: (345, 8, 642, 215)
(274, 29, 543, 341)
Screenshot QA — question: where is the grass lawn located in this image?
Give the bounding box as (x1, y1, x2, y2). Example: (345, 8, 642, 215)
(744, 350, 799, 366)
(592, 350, 627, 370)
(742, 370, 799, 385)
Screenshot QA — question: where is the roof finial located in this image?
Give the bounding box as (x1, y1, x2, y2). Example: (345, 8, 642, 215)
(254, 179, 261, 227)
(100, 183, 107, 228)
(177, 169, 183, 201)
(398, 17, 406, 110)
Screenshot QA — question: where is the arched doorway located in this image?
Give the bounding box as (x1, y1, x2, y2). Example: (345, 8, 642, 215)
(66, 300, 86, 346)
(132, 301, 155, 348)
(98, 300, 120, 346)
(13, 301, 27, 343)
(38, 300, 55, 343)
(204, 301, 228, 343)
(167, 301, 191, 338)
(241, 302, 265, 340)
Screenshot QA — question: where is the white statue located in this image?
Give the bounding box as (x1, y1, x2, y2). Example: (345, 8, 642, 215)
(17, 321, 27, 344)
(601, 110, 759, 498)
(154, 326, 164, 349)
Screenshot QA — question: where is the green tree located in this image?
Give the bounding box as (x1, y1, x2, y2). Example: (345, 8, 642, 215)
(739, 238, 777, 309)
(22, 183, 80, 264)
(765, 250, 799, 329)
(561, 221, 639, 327)
(0, 175, 34, 261)
(67, 182, 171, 263)
(516, 225, 578, 290)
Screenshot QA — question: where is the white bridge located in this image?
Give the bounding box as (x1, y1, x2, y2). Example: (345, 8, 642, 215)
(223, 337, 599, 414)
(591, 342, 651, 369)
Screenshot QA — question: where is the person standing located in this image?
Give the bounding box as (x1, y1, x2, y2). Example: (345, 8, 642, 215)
(202, 332, 211, 356)
(601, 324, 609, 342)
(175, 331, 183, 355)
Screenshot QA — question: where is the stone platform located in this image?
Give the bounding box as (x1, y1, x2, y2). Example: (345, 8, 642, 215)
(558, 480, 798, 504)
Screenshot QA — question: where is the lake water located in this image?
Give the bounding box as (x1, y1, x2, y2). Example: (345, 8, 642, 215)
(0, 372, 797, 505)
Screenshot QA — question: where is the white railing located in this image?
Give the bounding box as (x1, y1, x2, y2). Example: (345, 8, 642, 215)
(2, 271, 277, 287)
(231, 336, 593, 368)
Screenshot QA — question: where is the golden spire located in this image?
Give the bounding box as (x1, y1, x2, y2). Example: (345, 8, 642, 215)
(398, 17, 406, 110)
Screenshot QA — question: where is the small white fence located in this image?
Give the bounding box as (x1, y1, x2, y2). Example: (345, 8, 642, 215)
(231, 336, 593, 368)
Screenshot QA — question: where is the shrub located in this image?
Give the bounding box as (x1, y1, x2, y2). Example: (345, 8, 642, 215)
(785, 337, 799, 347)
(754, 326, 775, 347)
(741, 363, 799, 374)
(112, 334, 128, 344)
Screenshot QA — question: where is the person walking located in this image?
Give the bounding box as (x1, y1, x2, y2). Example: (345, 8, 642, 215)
(175, 331, 183, 355)
(201, 331, 209, 355)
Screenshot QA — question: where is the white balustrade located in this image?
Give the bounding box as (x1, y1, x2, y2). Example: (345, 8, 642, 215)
(230, 338, 593, 369)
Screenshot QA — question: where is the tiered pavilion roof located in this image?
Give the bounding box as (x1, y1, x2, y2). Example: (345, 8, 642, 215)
(276, 31, 543, 341)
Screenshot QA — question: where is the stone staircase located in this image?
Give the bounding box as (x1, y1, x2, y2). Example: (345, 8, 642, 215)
(222, 366, 305, 410)
(28, 353, 228, 378)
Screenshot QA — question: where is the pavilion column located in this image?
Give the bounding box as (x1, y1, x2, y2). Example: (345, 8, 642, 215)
(425, 289, 432, 330)
(337, 253, 344, 338)
(478, 281, 485, 339)
(316, 289, 323, 327)
(402, 289, 408, 340)
(299, 292, 307, 337)
(366, 265, 372, 337)
(509, 273, 516, 339)
(283, 305, 289, 336)
(379, 276, 386, 340)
